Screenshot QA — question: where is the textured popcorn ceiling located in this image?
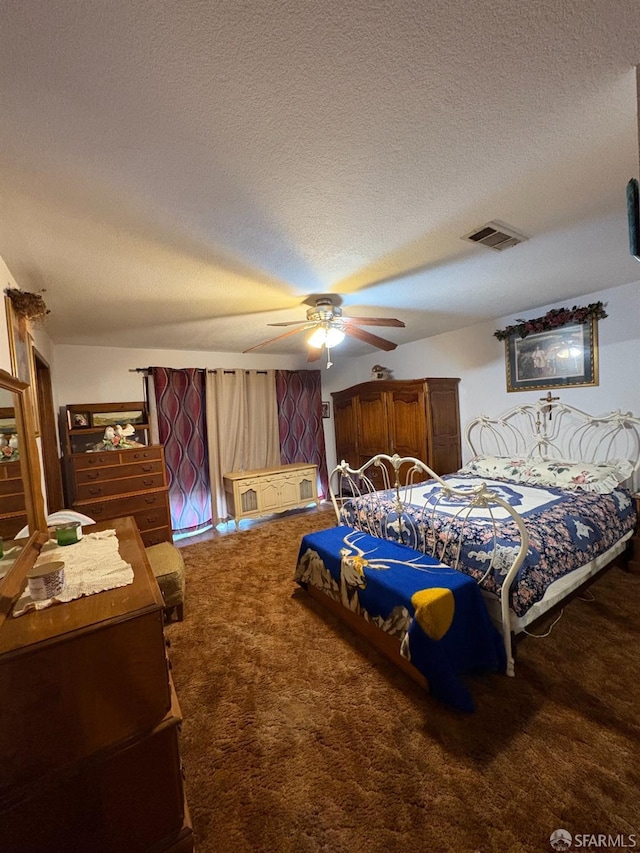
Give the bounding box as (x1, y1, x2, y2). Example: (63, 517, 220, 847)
(1, 0, 639, 355)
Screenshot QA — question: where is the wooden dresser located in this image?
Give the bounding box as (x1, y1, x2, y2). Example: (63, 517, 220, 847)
(332, 378, 461, 487)
(0, 516, 193, 852)
(0, 459, 27, 539)
(69, 445, 173, 546)
(224, 462, 318, 528)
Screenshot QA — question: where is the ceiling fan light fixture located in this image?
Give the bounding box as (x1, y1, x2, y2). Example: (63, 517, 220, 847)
(307, 325, 345, 349)
(245, 293, 402, 355)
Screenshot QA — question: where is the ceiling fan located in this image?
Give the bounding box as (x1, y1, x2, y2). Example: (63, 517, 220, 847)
(243, 294, 405, 362)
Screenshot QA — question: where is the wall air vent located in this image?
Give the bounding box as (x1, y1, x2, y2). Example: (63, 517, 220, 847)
(462, 220, 528, 251)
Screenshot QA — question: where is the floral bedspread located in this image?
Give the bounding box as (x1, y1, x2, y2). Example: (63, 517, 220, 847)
(296, 526, 505, 711)
(338, 475, 636, 617)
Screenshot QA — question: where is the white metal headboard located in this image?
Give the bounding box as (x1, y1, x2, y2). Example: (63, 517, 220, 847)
(465, 400, 640, 489)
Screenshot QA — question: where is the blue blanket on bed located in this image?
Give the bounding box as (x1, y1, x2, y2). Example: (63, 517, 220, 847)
(295, 526, 506, 712)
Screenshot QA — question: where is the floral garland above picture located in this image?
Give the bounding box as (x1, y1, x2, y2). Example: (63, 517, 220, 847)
(4, 287, 50, 323)
(494, 301, 607, 341)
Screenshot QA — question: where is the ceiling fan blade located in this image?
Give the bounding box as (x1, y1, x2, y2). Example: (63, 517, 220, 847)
(267, 320, 310, 327)
(343, 317, 405, 328)
(343, 325, 398, 351)
(243, 325, 314, 353)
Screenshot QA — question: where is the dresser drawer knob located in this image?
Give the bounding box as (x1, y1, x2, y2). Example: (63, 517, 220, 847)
(142, 464, 153, 472)
(145, 497, 157, 505)
(143, 478, 154, 486)
(87, 472, 99, 480)
(89, 487, 103, 495)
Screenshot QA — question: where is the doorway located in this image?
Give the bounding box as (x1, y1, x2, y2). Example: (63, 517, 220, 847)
(33, 349, 64, 513)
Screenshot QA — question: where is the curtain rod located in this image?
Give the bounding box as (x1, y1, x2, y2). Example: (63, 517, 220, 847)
(130, 368, 269, 375)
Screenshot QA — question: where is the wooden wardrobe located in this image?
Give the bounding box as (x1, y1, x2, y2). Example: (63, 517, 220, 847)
(332, 378, 461, 484)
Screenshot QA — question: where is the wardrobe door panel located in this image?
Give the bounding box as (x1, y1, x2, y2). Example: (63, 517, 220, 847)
(388, 386, 427, 460)
(425, 382, 462, 474)
(357, 392, 388, 459)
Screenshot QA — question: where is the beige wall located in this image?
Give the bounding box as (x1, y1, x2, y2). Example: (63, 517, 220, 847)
(52, 345, 309, 406)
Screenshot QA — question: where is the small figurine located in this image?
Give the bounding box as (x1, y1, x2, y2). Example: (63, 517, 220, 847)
(89, 423, 144, 452)
(371, 364, 393, 380)
(0, 434, 19, 460)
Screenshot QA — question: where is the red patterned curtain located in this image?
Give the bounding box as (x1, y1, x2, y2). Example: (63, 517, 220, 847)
(275, 370, 328, 499)
(152, 367, 212, 534)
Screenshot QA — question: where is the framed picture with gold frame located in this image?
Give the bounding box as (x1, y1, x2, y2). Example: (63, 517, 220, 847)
(505, 317, 598, 393)
(5, 295, 40, 435)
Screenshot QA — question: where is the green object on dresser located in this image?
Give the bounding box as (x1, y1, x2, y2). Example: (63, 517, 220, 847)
(145, 541, 186, 622)
(55, 522, 81, 546)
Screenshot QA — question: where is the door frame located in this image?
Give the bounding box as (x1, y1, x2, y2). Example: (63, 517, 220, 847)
(32, 347, 64, 513)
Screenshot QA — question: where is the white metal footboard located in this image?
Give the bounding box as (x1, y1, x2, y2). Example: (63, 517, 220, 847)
(329, 453, 529, 676)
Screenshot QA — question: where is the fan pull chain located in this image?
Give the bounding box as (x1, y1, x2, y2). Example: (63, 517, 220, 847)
(326, 346, 333, 368)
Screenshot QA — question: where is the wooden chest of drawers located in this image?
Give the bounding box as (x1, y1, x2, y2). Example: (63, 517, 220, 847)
(0, 460, 27, 539)
(2, 698, 188, 853)
(69, 445, 173, 545)
(0, 517, 193, 852)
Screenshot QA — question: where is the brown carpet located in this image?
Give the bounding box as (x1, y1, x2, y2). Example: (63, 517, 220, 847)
(167, 507, 640, 853)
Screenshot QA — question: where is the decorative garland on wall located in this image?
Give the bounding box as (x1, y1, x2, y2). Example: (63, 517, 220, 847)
(4, 287, 50, 323)
(494, 301, 607, 341)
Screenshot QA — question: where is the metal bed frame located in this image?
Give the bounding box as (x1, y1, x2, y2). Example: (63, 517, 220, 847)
(328, 399, 640, 677)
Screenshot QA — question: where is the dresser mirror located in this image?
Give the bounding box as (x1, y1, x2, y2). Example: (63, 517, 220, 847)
(0, 368, 46, 589)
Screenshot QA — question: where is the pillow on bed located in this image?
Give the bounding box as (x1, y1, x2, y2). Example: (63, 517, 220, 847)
(459, 455, 540, 482)
(525, 458, 633, 493)
(460, 455, 633, 493)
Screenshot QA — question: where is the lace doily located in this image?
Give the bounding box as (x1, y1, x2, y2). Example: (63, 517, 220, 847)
(13, 529, 134, 617)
